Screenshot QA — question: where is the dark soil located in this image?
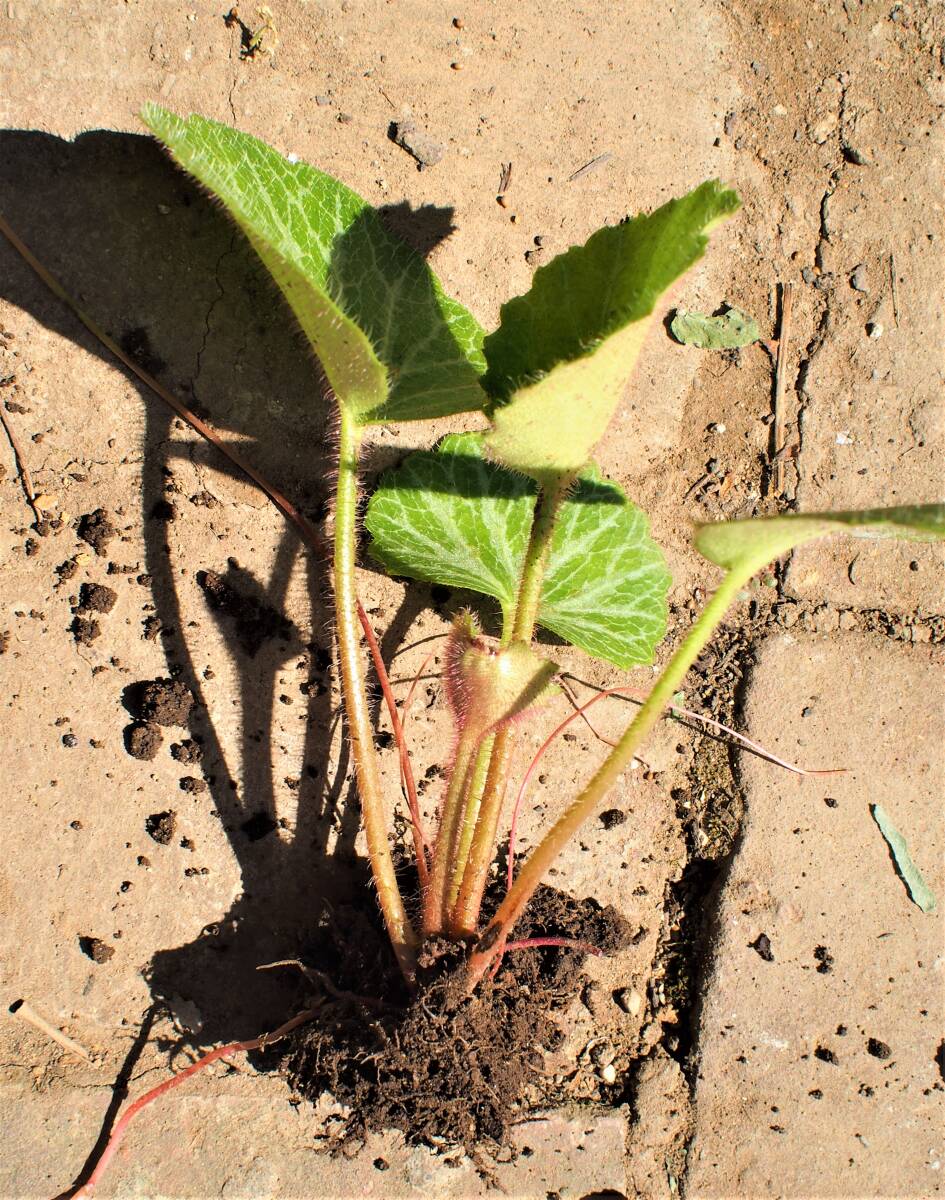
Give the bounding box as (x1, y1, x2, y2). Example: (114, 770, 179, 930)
(77, 582, 117, 614)
(197, 568, 292, 657)
(125, 721, 162, 760)
(78, 935, 114, 963)
(76, 508, 116, 557)
(170, 738, 203, 764)
(71, 616, 101, 646)
(282, 885, 631, 1156)
(145, 810, 177, 845)
(124, 677, 194, 726)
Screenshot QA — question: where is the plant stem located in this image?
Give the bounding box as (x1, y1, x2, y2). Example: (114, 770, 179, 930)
(450, 476, 568, 935)
(464, 566, 749, 989)
(334, 410, 417, 982)
(444, 732, 494, 913)
(509, 474, 568, 642)
(424, 727, 478, 934)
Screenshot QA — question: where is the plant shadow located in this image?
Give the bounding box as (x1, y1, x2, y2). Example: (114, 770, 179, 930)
(0, 127, 463, 1045)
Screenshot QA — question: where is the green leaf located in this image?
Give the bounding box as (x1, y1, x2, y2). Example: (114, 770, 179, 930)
(871, 804, 937, 913)
(140, 104, 486, 423)
(539, 471, 671, 668)
(670, 305, 760, 349)
(482, 180, 740, 481)
(364, 433, 534, 622)
(366, 436, 670, 668)
(695, 504, 945, 578)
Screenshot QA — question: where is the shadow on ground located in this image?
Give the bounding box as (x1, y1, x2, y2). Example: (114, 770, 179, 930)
(0, 128, 457, 1045)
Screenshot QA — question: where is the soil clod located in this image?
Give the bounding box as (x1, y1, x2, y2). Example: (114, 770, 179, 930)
(125, 721, 162, 760)
(79, 935, 115, 963)
(145, 810, 177, 844)
(76, 508, 116, 557)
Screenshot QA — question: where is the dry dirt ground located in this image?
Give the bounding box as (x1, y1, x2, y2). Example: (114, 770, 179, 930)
(0, 2, 943, 1198)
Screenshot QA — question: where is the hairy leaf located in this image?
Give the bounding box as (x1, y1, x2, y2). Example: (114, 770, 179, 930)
(540, 470, 670, 667)
(670, 304, 760, 349)
(483, 180, 740, 480)
(364, 434, 534, 622)
(141, 105, 486, 423)
(695, 504, 945, 577)
(366, 435, 670, 668)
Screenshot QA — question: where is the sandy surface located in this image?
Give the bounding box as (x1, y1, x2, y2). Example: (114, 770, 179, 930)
(0, 2, 942, 1197)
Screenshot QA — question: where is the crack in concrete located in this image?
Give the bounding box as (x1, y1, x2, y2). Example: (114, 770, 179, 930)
(192, 235, 239, 401)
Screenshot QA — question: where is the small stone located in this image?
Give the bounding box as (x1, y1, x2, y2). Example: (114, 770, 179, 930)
(850, 265, 869, 293)
(599, 1062, 617, 1085)
(315, 94, 331, 106)
(61, 733, 78, 748)
(812, 604, 839, 634)
(617, 988, 644, 1016)
(809, 113, 837, 144)
(838, 610, 858, 631)
(390, 120, 444, 169)
(867, 1037, 891, 1060)
(866, 321, 884, 339)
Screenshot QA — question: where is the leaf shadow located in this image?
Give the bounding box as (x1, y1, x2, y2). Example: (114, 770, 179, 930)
(0, 127, 467, 1044)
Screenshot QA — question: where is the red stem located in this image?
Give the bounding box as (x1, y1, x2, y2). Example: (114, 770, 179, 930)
(72, 1009, 317, 1198)
(488, 936, 603, 980)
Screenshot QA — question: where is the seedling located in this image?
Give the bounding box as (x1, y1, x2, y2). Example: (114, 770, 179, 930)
(132, 107, 942, 992)
(4, 108, 941, 1193)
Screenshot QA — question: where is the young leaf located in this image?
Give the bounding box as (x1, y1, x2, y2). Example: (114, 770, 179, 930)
(670, 304, 760, 349)
(140, 104, 486, 423)
(446, 614, 559, 742)
(482, 180, 740, 480)
(695, 504, 945, 578)
(366, 436, 670, 668)
(364, 433, 534, 622)
(539, 471, 671, 668)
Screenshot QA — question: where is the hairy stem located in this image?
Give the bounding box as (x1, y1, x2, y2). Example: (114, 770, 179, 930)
(444, 732, 494, 915)
(424, 727, 478, 934)
(464, 567, 748, 989)
(335, 410, 417, 981)
(450, 476, 567, 935)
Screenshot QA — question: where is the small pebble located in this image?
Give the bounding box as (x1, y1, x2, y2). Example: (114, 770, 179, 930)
(599, 1062, 617, 1085)
(867, 321, 884, 339)
(850, 265, 869, 292)
(452, 15, 464, 28)
(450, 61, 462, 70)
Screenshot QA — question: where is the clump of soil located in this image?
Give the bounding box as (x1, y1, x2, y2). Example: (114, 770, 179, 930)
(76, 508, 116, 557)
(125, 721, 162, 760)
(197, 569, 291, 657)
(78, 935, 114, 963)
(71, 616, 101, 646)
(77, 582, 117, 614)
(170, 738, 203, 764)
(282, 885, 631, 1154)
(145, 810, 176, 844)
(124, 677, 194, 726)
